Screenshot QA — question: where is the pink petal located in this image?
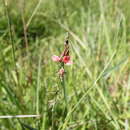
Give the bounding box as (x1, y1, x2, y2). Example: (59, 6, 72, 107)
(62, 56, 70, 63)
(52, 55, 60, 62)
(65, 60, 73, 65)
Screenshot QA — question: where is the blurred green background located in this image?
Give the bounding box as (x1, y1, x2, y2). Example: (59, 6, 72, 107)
(0, 0, 130, 129)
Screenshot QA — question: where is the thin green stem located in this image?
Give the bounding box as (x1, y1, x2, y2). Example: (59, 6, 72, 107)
(60, 64, 68, 111)
(61, 76, 67, 108)
(20, 0, 29, 53)
(3, 0, 16, 67)
(3, 0, 19, 85)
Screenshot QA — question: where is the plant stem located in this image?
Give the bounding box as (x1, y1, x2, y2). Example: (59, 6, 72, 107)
(3, 0, 16, 66)
(3, 0, 19, 79)
(20, 0, 29, 52)
(61, 68, 68, 111)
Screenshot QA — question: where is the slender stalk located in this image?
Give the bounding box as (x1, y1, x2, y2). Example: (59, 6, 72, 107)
(61, 65, 68, 111)
(62, 78, 67, 104)
(36, 52, 42, 115)
(3, 0, 19, 81)
(20, 0, 29, 51)
(21, 14, 29, 51)
(3, 0, 16, 67)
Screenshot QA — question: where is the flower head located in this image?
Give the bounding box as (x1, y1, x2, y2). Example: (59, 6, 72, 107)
(52, 55, 73, 65)
(62, 56, 70, 63)
(58, 68, 65, 77)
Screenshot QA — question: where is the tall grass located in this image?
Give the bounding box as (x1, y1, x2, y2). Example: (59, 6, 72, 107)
(0, 0, 130, 129)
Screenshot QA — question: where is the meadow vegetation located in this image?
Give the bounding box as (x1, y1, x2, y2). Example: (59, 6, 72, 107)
(0, 0, 130, 129)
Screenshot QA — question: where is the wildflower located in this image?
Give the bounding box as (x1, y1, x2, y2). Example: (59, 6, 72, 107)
(58, 68, 65, 77)
(52, 33, 71, 109)
(62, 56, 70, 63)
(52, 55, 61, 62)
(52, 55, 73, 65)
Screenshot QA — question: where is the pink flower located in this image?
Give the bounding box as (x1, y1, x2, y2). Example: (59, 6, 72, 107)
(58, 68, 65, 77)
(52, 55, 73, 65)
(62, 56, 70, 63)
(62, 56, 73, 65)
(52, 55, 61, 62)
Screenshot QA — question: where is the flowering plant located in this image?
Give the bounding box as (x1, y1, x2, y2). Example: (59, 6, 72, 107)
(52, 35, 73, 110)
(52, 38, 73, 77)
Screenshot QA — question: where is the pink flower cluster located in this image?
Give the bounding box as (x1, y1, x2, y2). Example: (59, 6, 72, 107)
(52, 55, 73, 77)
(52, 39, 73, 77)
(52, 55, 73, 65)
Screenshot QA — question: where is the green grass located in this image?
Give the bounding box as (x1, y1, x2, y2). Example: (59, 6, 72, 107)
(0, 0, 130, 129)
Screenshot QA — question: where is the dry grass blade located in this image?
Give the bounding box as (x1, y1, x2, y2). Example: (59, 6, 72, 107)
(0, 115, 41, 119)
